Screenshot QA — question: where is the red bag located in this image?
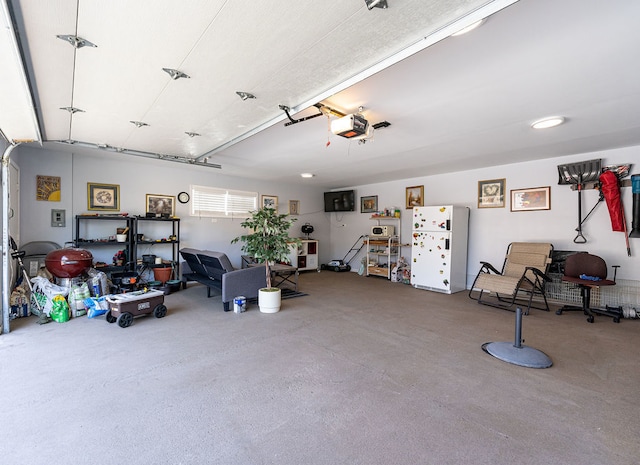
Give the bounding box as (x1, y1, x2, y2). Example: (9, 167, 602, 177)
(599, 170, 624, 231)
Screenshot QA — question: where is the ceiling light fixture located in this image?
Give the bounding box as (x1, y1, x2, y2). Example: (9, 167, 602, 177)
(162, 68, 190, 80)
(130, 121, 149, 128)
(56, 34, 97, 49)
(60, 106, 84, 114)
(531, 116, 566, 129)
(236, 91, 256, 101)
(365, 0, 388, 10)
(451, 19, 485, 36)
(301, 173, 315, 178)
(185, 132, 200, 137)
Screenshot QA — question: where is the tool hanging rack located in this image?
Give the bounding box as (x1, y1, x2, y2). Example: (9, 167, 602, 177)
(557, 159, 634, 254)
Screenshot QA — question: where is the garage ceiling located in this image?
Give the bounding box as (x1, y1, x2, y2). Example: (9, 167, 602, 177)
(2, 0, 640, 188)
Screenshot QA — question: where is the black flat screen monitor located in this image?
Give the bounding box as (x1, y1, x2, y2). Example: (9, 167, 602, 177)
(324, 190, 355, 212)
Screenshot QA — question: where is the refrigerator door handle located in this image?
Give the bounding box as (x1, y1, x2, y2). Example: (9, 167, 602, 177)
(446, 219, 451, 231)
(445, 238, 450, 250)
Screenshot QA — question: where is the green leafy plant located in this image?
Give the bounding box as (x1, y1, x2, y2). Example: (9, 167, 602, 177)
(232, 207, 301, 289)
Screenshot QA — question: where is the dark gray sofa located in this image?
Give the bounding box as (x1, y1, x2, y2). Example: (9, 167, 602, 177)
(179, 248, 266, 311)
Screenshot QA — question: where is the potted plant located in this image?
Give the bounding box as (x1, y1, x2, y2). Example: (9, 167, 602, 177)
(232, 207, 300, 313)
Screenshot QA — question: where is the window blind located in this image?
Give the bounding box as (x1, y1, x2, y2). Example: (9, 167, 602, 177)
(191, 185, 257, 218)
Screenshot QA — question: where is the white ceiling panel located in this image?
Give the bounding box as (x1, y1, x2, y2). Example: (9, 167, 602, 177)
(9, 0, 77, 141)
(4, 0, 640, 188)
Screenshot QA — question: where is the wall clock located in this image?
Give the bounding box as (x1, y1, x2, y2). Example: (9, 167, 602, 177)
(177, 191, 190, 204)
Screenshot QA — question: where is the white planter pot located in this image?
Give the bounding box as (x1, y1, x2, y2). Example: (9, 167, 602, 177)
(258, 287, 281, 313)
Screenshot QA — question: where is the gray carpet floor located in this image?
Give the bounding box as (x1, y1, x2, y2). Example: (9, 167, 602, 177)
(1, 271, 639, 465)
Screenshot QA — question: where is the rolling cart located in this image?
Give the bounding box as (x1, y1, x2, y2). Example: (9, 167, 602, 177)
(105, 289, 166, 328)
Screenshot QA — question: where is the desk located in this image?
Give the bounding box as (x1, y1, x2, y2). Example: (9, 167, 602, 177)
(248, 262, 298, 291)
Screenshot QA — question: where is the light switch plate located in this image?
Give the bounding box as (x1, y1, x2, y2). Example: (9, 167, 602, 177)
(51, 209, 66, 227)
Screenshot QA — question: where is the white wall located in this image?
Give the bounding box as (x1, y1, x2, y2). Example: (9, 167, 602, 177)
(14, 146, 328, 268)
(328, 146, 639, 283)
(12, 144, 640, 282)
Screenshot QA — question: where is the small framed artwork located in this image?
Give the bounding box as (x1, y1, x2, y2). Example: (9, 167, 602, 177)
(511, 186, 551, 212)
(87, 182, 120, 211)
(146, 194, 175, 216)
(37, 175, 61, 201)
(361, 195, 378, 213)
(478, 178, 506, 208)
(261, 195, 278, 210)
(406, 185, 424, 209)
(288, 200, 300, 215)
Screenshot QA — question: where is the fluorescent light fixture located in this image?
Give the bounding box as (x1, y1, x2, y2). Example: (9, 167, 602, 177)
(531, 116, 565, 129)
(451, 19, 485, 36)
(300, 173, 315, 178)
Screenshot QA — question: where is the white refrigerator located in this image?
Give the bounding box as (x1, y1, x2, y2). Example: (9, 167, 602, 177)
(411, 205, 469, 294)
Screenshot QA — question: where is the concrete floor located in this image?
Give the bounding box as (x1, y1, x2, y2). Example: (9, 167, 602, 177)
(1, 271, 639, 465)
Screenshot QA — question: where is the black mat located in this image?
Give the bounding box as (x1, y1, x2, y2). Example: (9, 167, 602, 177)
(246, 288, 308, 303)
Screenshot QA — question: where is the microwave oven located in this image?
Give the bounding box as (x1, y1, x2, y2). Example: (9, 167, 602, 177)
(370, 225, 395, 237)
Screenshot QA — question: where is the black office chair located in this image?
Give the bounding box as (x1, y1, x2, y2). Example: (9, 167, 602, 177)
(555, 253, 623, 323)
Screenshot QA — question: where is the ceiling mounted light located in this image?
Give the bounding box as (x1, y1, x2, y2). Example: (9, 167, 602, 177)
(531, 116, 566, 129)
(60, 106, 84, 114)
(185, 132, 200, 137)
(162, 68, 190, 80)
(301, 173, 315, 178)
(451, 19, 485, 36)
(236, 91, 256, 101)
(56, 34, 97, 49)
(365, 0, 388, 10)
(130, 121, 149, 128)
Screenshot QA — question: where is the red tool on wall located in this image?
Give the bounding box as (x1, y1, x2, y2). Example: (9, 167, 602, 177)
(599, 165, 632, 256)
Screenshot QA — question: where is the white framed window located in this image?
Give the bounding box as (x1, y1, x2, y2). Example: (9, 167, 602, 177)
(190, 185, 258, 218)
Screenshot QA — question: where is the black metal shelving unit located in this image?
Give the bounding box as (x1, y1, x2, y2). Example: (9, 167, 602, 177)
(74, 215, 136, 273)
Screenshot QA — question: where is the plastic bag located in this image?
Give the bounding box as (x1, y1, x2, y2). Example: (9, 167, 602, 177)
(85, 296, 109, 318)
(50, 295, 70, 323)
(30, 276, 69, 316)
(69, 282, 91, 317)
(86, 268, 108, 297)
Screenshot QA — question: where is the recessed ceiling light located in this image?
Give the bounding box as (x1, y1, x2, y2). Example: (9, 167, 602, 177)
(531, 116, 566, 129)
(451, 19, 485, 36)
(300, 173, 315, 178)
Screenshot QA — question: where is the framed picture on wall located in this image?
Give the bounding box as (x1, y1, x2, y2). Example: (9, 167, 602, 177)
(146, 194, 175, 216)
(361, 195, 378, 213)
(36, 175, 61, 201)
(87, 182, 120, 211)
(288, 200, 300, 215)
(478, 178, 506, 208)
(511, 186, 551, 212)
(406, 185, 424, 209)
(261, 195, 278, 209)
